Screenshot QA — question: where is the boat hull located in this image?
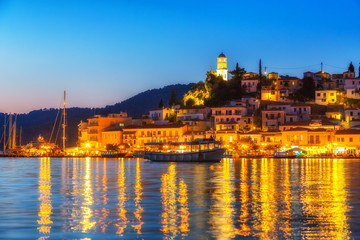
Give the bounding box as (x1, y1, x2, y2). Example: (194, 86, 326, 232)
(145, 148, 226, 162)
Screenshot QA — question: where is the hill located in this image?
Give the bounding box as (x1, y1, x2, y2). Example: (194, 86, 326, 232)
(0, 83, 193, 147)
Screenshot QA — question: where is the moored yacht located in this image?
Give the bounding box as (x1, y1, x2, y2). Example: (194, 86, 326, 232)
(141, 139, 225, 162)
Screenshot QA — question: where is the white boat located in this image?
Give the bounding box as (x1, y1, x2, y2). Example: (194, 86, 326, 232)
(143, 139, 225, 162)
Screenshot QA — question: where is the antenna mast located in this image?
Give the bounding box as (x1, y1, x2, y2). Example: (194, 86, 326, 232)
(62, 91, 66, 153)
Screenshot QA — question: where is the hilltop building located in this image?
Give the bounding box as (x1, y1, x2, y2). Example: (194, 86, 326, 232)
(216, 52, 228, 80)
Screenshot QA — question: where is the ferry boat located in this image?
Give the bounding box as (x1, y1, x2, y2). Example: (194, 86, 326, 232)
(141, 139, 225, 162)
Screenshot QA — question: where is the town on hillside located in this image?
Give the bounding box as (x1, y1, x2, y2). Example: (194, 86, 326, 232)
(18, 53, 360, 158)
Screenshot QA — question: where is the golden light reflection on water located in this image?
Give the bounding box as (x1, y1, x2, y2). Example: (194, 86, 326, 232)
(34, 158, 352, 238)
(99, 159, 109, 233)
(131, 159, 143, 234)
(81, 157, 96, 232)
(209, 159, 237, 240)
(160, 163, 190, 239)
(238, 158, 250, 236)
(300, 159, 350, 239)
(257, 158, 276, 239)
(37, 158, 52, 239)
(281, 159, 292, 239)
(116, 159, 128, 236)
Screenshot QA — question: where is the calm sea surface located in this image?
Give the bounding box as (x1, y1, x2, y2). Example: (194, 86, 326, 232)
(0, 158, 360, 239)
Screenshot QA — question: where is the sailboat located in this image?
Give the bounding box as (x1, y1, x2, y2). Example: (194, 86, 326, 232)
(45, 90, 67, 156)
(1, 113, 23, 157)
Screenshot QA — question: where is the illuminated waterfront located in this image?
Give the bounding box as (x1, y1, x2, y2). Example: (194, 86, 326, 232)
(0, 158, 360, 239)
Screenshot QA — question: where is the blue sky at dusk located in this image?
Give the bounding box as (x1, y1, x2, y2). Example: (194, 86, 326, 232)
(0, 0, 359, 113)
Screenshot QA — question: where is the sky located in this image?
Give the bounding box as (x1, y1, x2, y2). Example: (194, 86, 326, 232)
(0, 0, 359, 113)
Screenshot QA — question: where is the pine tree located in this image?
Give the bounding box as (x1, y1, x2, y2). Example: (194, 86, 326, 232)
(169, 88, 177, 107)
(158, 98, 164, 108)
(349, 62, 355, 72)
(259, 59, 262, 78)
(229, 62, 246, 80)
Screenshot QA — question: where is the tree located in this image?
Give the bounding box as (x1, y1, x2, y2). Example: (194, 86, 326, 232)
(259, 59, 262, 78)
(158, 98, 164, 108)
(295, 77, 315, 100)
(349, 62, 355, 72)
(185, 98, 195, 106)
(169, 88, 177, 107)
(165, 112, 177, 123)
(229, 62, 246, 81)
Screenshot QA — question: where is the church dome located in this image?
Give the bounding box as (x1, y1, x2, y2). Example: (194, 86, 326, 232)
(218, 52, 226, 58)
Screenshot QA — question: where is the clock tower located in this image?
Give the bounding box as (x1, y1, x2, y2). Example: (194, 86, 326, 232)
(216, 52, 228, 80)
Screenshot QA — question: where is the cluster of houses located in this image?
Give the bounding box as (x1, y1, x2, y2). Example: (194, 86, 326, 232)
(75, 54, 360, 157)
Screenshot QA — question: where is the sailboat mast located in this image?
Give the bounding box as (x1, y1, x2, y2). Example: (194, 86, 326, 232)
(62, 91, 66, 153)
(3, 114, 6, 153)
(12, 114, 17, 148)
(8, 114, 12, 149)
(19, 126, 22, 147)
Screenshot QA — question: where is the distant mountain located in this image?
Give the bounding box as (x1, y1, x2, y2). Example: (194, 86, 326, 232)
(99, 83, 193, 117)
(0, 83, 193, 147)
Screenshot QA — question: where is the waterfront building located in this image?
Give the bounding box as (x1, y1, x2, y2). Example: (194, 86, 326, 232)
(216, 53, 228, 80)
(214, 130, 238, 147)
(281, 128, 334, 155)
(239, 130, 261, 144)
(122, 124, 188, 148)
(334, 129, 360, 155)
(78, 112, 132, 149)
(101, 125, 123, 147)
(260, 130, 282, 147)
(279, 118, 340, 131)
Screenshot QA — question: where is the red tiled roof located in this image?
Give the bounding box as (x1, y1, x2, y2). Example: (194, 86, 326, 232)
(284, 127, 330, 132)
(179, 105, 207, 110)
(125, 124, 185, 129)
(281, 118, 338, 127)
(335, 129, 360, 135)
(103, 125, 123, 132)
